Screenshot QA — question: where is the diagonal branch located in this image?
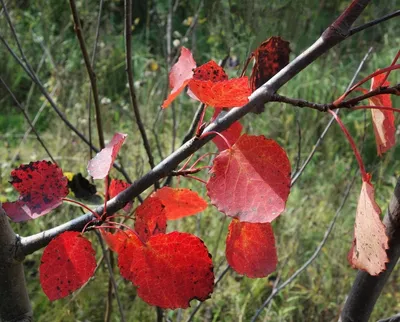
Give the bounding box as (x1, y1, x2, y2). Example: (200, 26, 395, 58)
(16, 0, 372, 258)
(125, 0, 156, 173)
(68, 0, 105, 149)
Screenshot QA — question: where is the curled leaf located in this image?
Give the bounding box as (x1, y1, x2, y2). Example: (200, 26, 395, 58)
(87, 133, 127, 179)
(162, 47, 196, 108)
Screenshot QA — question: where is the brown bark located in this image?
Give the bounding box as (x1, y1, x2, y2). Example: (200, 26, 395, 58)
(0, 206, 32, 322)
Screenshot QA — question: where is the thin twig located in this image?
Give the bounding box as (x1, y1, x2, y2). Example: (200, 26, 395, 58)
(68, 0, 105, 149)
(0, 34, 132, 182)
(291, 47, 373, 185)
(95, 231, 126, 322)
(87, 0, 105, 160)
(125, 0, 157, 175)
(0, 76, 56, 163)
(349, 10, 400, 36)
(251, 172, 358, 322)
(186, 265, 231, 322)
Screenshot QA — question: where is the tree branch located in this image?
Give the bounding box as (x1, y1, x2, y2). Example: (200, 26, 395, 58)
(17, 0, 372, 258)
(68, 0, 105, 149)
(125, 0, 157, 173)
(0, 206, 32, 322)
(340, 177, 400, 322)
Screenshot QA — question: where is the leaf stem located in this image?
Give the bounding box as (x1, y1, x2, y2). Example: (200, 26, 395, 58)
(63, 198, 100, 219)
(328, 109, 368, 182)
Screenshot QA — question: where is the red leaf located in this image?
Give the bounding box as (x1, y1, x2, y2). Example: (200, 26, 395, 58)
(250, 37, 291, 91)
(207, 134, 291, 223)
(101, 229, 137, 253)
(192, 61, 228, 81)
(118, 232, 214, 309)
(188, 77, 251, 108)
(369, 72, 395, 156)
(211, 109, 243, 151)
(348, 178, 389, 275)
(87, 133, 127, 179)
(3, 161, 69, 222)
(134, 197, 167, 242)
(39, 231, 97, 300)
(109, 179, 132, 212)
(162, 47, 196, 108)
(152, 187, 208, 220)
(226, 219, 277, 278)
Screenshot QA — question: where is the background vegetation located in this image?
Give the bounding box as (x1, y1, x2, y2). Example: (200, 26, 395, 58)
(1, 0, 399, 321)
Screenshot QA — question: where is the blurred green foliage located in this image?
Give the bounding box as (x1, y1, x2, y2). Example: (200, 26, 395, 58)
(0, 0, 399, 321)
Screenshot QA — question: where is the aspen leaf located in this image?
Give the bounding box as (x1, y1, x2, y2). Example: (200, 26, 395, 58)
(348, 178, 389, 276)
(3, 161, 69, 222)
(39, 231, 96, 300)
(226, 219, 277, 278)
(369, 72, 395, 156)
(153, 187, 208, 220)
(207, 134, 291, 223)
(109, 179, 132, 212)
(87, 133, 127, 179)
(118, 232, 214, 309)
(162, 47, 196, 108)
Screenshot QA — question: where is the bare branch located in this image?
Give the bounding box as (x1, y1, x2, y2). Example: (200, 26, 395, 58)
(349, 10, 400, 36)
(125, 0, 157, 174)
(291, 47, 373, 185)
(251, 170, 358, 321)
(0, 76, 56, 163)
(68, 0, 105, 149)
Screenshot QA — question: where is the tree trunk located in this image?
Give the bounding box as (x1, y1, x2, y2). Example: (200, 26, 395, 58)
(0, 206, 33, 322)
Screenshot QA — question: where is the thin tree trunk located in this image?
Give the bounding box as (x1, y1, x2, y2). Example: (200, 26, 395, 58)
(340, 178, 400, 322)
(0, 206, 32, 322)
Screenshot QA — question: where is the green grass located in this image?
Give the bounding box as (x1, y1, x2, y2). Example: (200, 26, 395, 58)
(1, 0, 400, 321)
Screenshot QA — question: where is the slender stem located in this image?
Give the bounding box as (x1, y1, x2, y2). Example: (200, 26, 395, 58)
(378, 50, 400, 87)
(200, 131, 232, 150)
(124, 0, 157, 176)
(0, 76, 56, 163)
(95, 231, 126, 322)
(0, 34, 132, 183)
(63, 198, 100, 219)
(68, 0, 105, 149)
(349, 10, 400, 36)
(328, 109, 368, 181)
(251, 171, 358, 321)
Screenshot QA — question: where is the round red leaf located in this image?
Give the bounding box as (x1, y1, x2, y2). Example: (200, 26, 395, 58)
(134, 197, 167, 242)
(39, 231, 97, 301)
(118, 232, 214, 309)
(207, 134, 291, 223)
(226, 219, 277, 278)
(192, 61, 228, 82)
(152, 187, 208, 220)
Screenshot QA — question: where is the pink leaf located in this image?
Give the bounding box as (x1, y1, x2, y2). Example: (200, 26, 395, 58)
(207, 134, 291, 223)
(162, 47, 196, 108)
(87, 133, 127, 179)
(348, 177, 389, 275)
(369, 72, 395, 156)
